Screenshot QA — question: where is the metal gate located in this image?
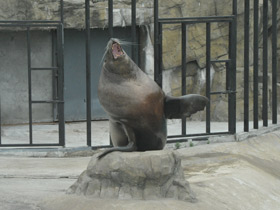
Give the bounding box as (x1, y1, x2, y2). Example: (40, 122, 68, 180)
(154, 0, 278, 142)
(154, 0, 237, 141)
(0, 0, 65, 147)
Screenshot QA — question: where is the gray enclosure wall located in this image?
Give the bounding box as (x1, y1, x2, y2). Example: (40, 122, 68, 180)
(0, 31, 53, 124)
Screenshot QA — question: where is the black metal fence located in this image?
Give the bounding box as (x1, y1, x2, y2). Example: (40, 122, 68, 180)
(245, 0, 278, 131)
(154, 0, 237, 141)
(0, 0, 279, 148)
(155, 0, 278, 142)
(0, 0, 65, 147)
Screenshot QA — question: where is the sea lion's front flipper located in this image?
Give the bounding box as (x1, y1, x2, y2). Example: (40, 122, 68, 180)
(97, 124, 137, 160)
(164, 94, 209, 119)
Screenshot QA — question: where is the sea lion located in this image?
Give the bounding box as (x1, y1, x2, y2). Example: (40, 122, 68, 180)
(97, 38, 208, 159)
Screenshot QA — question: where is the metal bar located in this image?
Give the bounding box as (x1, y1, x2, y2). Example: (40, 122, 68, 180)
(210, 59, 230, 63)
(0, 24, 60, 27)
(131, 0, 137, 62)
(91, 145, 113, 150)
(26, 27, 33, 145)
(167, 131, 230, 139)
(108, 0, 113, 37)
(167, 137, 209, 144)
(57, 24, 65, 147)
(0, 20, 61, 24)
(159, 15, 235, 22)
(210, 91, 234, 95)
(60, 0, 64, 24)
(0, 144, 61, 147)
(51, 31, 58, 122)
(159, 19, 233, 25)
(206, 22, 211, 133)
(244, 0, 250, 132)
(272, 0, 278, 124)
(181, 23, 187, 135)
(31, 67, 58, 71)
(158, 22, 163, 87)
(228, 0, 237, 134)
(85, 0, 92, 147)
(262, 0, 268, 127)
(154, 0, 160, 86)
(253, 0, 259, 129)
(0, 95, 1, 145)
(32, 100, 64, 104)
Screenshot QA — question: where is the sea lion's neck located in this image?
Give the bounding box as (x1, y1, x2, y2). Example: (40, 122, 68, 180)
(103, 56, 137, 78)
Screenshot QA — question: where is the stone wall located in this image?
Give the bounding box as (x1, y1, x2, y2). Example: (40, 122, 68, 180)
(0, 0, 279, 122)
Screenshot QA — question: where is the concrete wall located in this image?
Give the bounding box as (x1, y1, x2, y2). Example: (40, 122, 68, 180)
(0, 31, 53, 124)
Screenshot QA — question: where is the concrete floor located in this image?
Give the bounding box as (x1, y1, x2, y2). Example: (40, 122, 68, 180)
(0, 128, 280, 210)
(0, 119, 280, 210)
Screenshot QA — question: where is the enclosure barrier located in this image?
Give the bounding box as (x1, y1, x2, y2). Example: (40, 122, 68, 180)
(0, 0, 279, 148)
(154, 0, 237, 142)
(0, 0, 65, 147)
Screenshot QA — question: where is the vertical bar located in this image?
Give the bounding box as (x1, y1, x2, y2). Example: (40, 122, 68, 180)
(154, 0, 160, 86)
(108, 0, 113, 37)
(131, 0, 137, 62)
(228, 0, 237, 134)
(262, 0, 268, 127)
(0, 95, 1, 145)
(181, 23, 187, 135)
(52, 31, 58, 121)
(60, 0, 64, 24)
(57, 24, 65, 146)
(272, 0, 278, 124)
(158, 22, 163, 87)
(253, 0, 259, 129)
(244, 0, 250, 132)
(85, 0, 91, 147)
(206, 23, 211, 134)
(26, 27, 33, 144)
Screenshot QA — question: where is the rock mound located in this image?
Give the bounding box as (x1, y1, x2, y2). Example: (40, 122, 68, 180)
(67, 150, 196, 202)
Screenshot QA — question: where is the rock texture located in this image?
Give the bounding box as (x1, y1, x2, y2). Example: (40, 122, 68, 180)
(67, 150, 196, 202)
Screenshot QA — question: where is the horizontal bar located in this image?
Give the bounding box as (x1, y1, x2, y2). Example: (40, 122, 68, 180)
(31, 67, 58, 71)
(168, 131, 230, 139)
(91, 145, 113, 150)
(0, 144, 62, 147)
(167, 137, 209, 144)
(0, 24, 60, 28)
(211, 59, 231, 63)
(159, 15, 234, 22)
(210, 91, 236, 95)
(32, 100, 64, 104)
(0, 20, 61, 24)
(159, 19, 233, 25)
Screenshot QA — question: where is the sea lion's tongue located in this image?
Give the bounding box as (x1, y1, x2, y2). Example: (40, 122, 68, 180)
(112, 42, 124, 59)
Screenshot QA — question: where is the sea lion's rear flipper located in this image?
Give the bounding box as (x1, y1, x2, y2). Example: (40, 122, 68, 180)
(97, 142, 136, 159)
(97, 124, 137, 160)
(164, 94, 209, 119)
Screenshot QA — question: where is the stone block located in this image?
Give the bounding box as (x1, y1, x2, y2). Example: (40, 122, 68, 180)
(68, 150, 196, 202)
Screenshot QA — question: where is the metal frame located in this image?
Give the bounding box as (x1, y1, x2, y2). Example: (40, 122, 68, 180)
(0, 0, 65, 147)
(154, 0, 237, 141)
(243, 0, 278, 132)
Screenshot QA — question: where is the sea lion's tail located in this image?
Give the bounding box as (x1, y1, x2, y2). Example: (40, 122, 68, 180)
(164, 94, 209, 119)
(97, 142, 136, 160)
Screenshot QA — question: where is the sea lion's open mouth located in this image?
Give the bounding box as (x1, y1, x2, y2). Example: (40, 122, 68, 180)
(112, 41, 124, 59)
